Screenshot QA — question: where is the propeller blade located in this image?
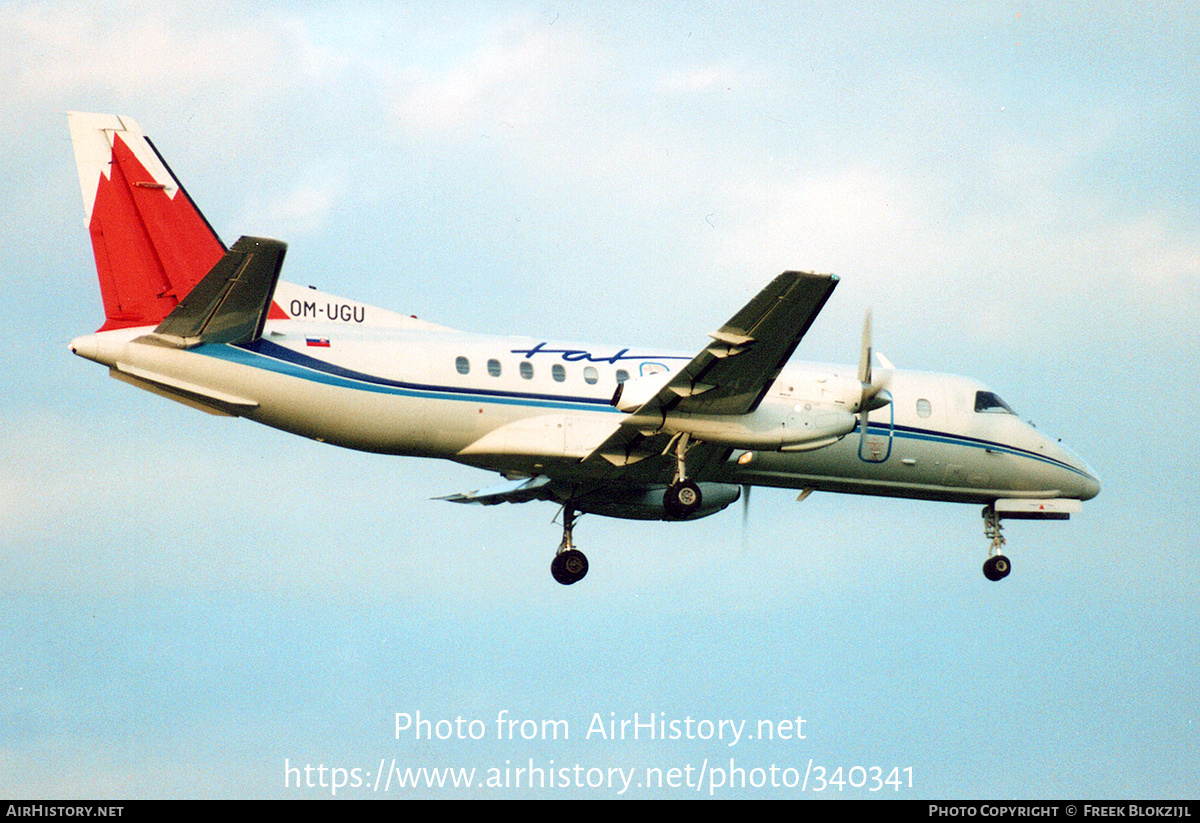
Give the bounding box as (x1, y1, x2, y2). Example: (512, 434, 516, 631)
(740, 484, 751, 551)
(856, 310, 893, 461)
(857, 309, 873, 388)
(857, 309, 892, 412)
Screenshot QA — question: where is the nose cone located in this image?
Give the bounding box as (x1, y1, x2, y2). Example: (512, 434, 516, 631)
(1078, 466, 1101, 501)
(1060, 447, 1100, 500)
(1037, 430, 1100, 501)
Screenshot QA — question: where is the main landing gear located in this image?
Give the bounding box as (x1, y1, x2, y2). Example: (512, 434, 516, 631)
(662, 432, 703, 520)
(550, 434, 704, 585)
(551, 506, 589, 585)
(981, 504, 1012, 582)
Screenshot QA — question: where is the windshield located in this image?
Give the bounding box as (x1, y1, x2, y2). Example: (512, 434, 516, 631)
(974, 391, 1017, 415)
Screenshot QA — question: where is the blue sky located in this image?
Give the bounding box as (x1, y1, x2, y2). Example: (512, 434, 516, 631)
(1, 1, 1196, 798)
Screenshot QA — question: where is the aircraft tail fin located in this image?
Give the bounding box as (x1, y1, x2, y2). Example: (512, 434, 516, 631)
(68, 112, 285, 332)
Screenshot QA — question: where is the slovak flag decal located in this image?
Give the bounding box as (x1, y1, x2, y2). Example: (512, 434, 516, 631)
(306, 337, 331, 347)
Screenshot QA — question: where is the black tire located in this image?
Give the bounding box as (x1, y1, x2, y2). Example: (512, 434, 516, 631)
(664, 480, 703, 520)
(983, 554, 1011, 582)
(551, 549, 589, 585)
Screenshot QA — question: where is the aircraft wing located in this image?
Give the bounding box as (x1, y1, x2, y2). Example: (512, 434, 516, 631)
(587, 270, 839, 466)
(437, 476, 553, 505)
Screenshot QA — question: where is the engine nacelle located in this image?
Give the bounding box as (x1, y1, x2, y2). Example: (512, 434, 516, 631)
(610, 369, 676, 413)
(571, 482, 742, 521)
(664, 405, 855, 452)
(620, 400, 856, 453)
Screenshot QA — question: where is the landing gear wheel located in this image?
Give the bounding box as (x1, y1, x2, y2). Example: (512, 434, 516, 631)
(551, 549, 589, 585)
(980, 504, 1012, 581)
(551, 506, 588, 585)
(983, 554, 1011, 582)
(664, 480, 703, 519)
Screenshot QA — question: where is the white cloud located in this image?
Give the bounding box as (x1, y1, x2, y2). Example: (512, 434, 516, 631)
(390, 15, 605, 140)
(238, 175, 345, 236)
(0, 1, 335, 106)
(658, 64, 742, 93)
(715, 165, 915, 274)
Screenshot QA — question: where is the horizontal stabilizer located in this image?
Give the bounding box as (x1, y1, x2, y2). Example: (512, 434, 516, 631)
(437, 476, 552, 506)
(154, 236, 287, 346)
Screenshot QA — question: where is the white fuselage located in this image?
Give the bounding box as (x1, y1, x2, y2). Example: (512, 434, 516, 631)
(69, 284, 1100, 509)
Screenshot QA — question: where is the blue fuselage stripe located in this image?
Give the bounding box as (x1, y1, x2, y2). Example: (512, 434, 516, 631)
(198, 340, 621, 413)
(198, 341, 1092, 480)
(871, 422, 1090, 478)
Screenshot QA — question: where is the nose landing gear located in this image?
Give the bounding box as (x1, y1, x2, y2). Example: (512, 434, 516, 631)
(982, 504, 1011, 581)
(983, 553, 1011, 582)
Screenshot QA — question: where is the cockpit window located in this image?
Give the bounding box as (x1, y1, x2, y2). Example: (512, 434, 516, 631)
(974, 391, 1016, 415)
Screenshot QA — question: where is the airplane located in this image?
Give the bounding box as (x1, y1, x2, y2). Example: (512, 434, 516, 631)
(65, 112, 1100, 585)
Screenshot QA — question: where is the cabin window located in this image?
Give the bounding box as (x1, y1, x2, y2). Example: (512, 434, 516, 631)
(487, 358, 502, 377)
(519, 361, 534, 380)
(916, 398, 931, 418)
(974, 391, 1016, 415)
(583, 366, 599, 385)
(455, 356, 470, 375)
(552, 364, 566, 382)
(616, 369, 630, 384)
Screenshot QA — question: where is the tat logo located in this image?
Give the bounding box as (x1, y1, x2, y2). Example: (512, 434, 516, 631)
(510, 341, 689, 365)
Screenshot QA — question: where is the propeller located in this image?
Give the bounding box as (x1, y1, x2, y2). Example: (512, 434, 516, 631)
(856, 310, 893, 454)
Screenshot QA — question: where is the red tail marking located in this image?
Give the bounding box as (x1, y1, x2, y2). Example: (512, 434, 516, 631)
(88, 134, 224, 330)
(87, 134, 289, 330)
